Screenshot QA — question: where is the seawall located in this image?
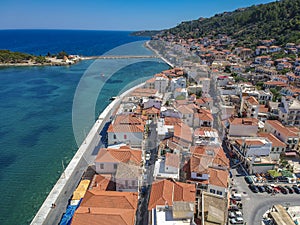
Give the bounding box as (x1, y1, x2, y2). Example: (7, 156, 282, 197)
(145, 41, 174, 68)
(30, 82, 146, 225)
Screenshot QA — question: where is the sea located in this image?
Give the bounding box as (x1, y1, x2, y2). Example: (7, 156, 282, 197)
(0, 30, 169, 225)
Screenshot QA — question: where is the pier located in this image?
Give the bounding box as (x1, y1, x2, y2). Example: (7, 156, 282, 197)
(82, 55, 159, 60)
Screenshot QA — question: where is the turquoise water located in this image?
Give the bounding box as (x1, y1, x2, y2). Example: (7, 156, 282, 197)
(0, 31, 169, 225)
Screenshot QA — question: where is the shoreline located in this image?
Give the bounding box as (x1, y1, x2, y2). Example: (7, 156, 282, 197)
(30, 82, 146, 225)
(144, 40, 174, 68)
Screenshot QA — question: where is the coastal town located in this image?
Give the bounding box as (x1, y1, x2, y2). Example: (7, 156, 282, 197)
(51, 32, 300, 225)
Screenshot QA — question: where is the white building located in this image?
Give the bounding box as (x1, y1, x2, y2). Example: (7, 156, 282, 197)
(155, 76, 169, 93)
(170, 77, 186, 92)
(279, 96, 300, 127)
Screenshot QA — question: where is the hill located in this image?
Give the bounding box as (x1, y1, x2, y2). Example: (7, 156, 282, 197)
(130, 30, 162, 37)
(160, 0, 300, 46)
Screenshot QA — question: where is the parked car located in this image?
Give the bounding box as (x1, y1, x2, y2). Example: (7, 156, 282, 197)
(230, 217, 244, 224)
(229, 205, 239, 211)
(231, 193, 242, 201)
(245, 176, 253, 184)
(228, 211, 236, 218)
(264, 185, 273, 193)
(284, 185, 294, 194)
(272, 186, 280, 194)
(249, 184, 259, 193)
(235, 211, 243, 217)
(257, 185, 265, 192)
(292, 185, 300, 194)
(278, 186, 288, 194)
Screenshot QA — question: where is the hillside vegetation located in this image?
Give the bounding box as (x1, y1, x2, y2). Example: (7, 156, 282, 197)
(162, 0, 300, 46)
(0, 50, 47, 64)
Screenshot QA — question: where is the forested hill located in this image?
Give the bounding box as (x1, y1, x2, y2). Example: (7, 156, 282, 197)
(161, 0, 300, 46)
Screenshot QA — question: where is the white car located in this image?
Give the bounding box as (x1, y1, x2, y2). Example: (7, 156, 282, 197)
(230, 217, 243, 224)
(145, 153, 150, 161)
(235, 211, 242, 217)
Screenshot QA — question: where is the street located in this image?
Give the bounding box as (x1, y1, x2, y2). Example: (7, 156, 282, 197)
(136, 121, 158, 225)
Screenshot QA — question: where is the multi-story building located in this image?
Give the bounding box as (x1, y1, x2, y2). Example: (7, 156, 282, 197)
(264, 120, 300, 151)
(279, 96, 300, 127)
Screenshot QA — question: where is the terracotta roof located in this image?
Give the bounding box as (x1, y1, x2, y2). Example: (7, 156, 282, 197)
(265, 120, 299, 137)
(72, 190, 138, 225)
(142, 106, 160, 115)
(236, 139, 265, 146)
(194, 127, 218, 136)
(165, 153, 180, 168)
(148, 179, 196, 210)
(174, 122, 193, 143)
(130, 88, 158, 97)
(190, 146, 229, 173)
(229, 117, 259, 126)
(194, 109, 213, 121)
(259, 105, 269, 113)
(176, 104, 195, 114)
(107, 114, 145, 133)
(208, 168, 228, 188)
(263, 81, 288, 87)
(164, 117, 182, 125)
(258, 133, 286, 148)
(90, 174, 115, 191)
(95, 146, 142, 165)
(246, 96, 259, 105)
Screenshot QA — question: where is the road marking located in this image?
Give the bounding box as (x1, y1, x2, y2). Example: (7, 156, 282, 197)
(245, 197, 251, 200)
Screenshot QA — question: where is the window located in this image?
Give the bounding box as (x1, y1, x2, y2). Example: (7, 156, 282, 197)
(131, 180, 135, 186)
(100, 164, 104, 169)
(113, 164, 117, 169)
(113, 134, 116, 139)
(124, 134, 127, 139)
(277, 148, 279, 151)
(125, 180, 128, 187)
(217, 191, 223, 195)
(210, 189, 216, 194)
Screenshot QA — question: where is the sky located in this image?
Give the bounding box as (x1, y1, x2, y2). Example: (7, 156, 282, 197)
(0, 0, 276, 31)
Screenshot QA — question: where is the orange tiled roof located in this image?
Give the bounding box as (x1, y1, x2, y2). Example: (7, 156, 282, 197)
(246, 96, 259, 105)
(265, 120, 299, 137)
(259, 105, 269, 113)
(258, 133, 286, 147)
(165, 153, 180, 168)
(72, 190, 138, 225)
(194, 109, 213, 121)
(148, 179, 195, 210)
(174, 122, 193, 143)
(107, 114, 145, 133)
(229, 117, 259, 126)
(208, 168, 228, 188)
(95, 146, 142, 164)
(130, 88, 158, 97)
(236, 139, 265, 146)
(89, 174, 115, 191)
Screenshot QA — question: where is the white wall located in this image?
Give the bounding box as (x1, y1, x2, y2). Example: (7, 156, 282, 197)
(108, 132, 143, 147)
(229, 124, 258, 137)
(95, 162, 118, 174)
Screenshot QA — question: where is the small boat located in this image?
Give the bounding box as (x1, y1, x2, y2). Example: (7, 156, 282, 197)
(101, 73, 105, 77)
(109, 96, 116, 101)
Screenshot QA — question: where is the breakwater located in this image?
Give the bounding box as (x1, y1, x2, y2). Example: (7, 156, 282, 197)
(30, 82, 145, 225)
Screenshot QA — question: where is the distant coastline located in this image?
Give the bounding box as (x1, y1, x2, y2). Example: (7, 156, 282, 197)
(0, 50, 82, 67)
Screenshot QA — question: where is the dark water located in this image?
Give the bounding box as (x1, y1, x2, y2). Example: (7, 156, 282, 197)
(0, 30, 169, 225)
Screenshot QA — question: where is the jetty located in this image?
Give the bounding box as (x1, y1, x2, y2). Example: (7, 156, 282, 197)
(82, 55, 159, 60)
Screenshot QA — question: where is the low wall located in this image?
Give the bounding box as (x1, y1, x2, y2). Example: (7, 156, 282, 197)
(30, 82, 145, 225)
